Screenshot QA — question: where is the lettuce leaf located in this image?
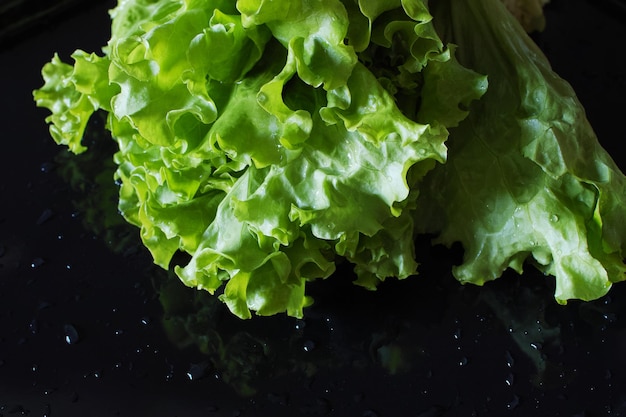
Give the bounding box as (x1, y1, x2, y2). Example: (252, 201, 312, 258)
(34, 0, 486, 318)
(416, 0, 626, 302)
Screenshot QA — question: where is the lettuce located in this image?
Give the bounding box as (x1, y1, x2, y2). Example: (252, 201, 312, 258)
(416, 0, 626, 302)
(33, 0, 626, 318)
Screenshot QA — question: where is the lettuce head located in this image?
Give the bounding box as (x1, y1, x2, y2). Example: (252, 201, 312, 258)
(33, 0, 626, 318)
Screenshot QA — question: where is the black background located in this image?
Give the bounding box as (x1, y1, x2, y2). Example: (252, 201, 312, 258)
(1, 1, 626, 416)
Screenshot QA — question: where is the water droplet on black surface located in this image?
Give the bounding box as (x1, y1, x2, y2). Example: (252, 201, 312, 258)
(602, 313, 617, 323)
(63, 324, 79, 345)
(31, 258, 45, 269)
(506, 394, 520, 410)
(504, 350, 515, 368)
(37, 301, 52, 310)
(458, 356, 468, 366)
(453, 328, 462, 340)
(186, 362, 209, 381)
(40, 161, 56, 173)
(36, 209, 54, 225)
(505, 373, 515, 387)
(29, 319, 39, 334)
(303, 340, 316, 352)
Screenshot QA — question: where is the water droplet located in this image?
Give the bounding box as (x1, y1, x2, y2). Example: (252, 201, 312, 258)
(43, 403, 51, 417)
(506, 394, 520, 410)
(303, 340, 316, 352)
(324, 316, 335, 331)
(505, 373, 515, 386)
(40, 162, 55, 173)
(458, 357, 468, 366)
(36, 209, 54, 225)
(530, 342, 542, 350)
(38, 301, 52, 310)
(186, 362, 209, 381)
(114, 329, 124, 336)
(31, 258, 45, 269)
(29, 319, 39, 334)
(165, 363, 175, 382)
(504, 350, 515, 368)
(294, 319, 306, 330)
(602, 313, 617, 323)
(549, 214, 559, 222)
(140, 317, 151, 326)
(453, 328, 462, 340)
(63, 324, 79, 345)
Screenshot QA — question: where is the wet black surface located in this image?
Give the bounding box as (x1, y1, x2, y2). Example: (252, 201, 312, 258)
(1, 1, 626, 416)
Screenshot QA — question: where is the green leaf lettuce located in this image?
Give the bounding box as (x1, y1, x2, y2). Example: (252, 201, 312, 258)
(34, 0, 486, 318)
(33, 0, 626, 318)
